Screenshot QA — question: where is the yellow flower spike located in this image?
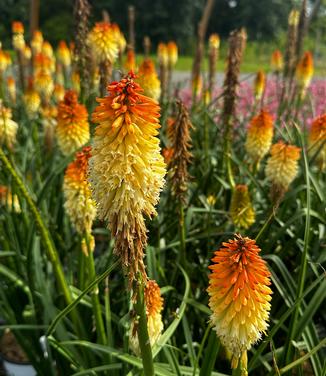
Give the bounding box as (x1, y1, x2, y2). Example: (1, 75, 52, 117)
(31, 30, 44, 55)
(0, 50, 10, 73)
(112, 23, 126, 54)
(288, 9, 300, 26)
(24, 45, 32, 61)
(209, 33, 220, 52)
(57, 40, 71, 68)
(12, 21, 25, 51)
(245, 109, 274, 163)
(6, 77, 16, 103)
(23, 79, 41, 117)
(296, 51, 314, 95)
(271, 50, 283, 72)
(167, 41, 178, 67)
(88, 72, 166, 283)
(230, 185, 255, 229)
(56, 90, 90, 155)
(42, 41, 54, 59)
(309, 114, 326, 170)
(137, 59, 161, 101)
(207, 234, 272, 374)
(129, 279, 164, 355)
(254, 70, 266, 100)
(157, 43, 168, 68)
(88, 22, 119, 64)
(34, 69, 54, 100)
(124, 49, 137, 72)
(53, 84, 65, 103)
(0, 104, 18, 148)
(71, 71, 81, 94)
(266, 141, 301, 199)
(63, 146, 96, 240)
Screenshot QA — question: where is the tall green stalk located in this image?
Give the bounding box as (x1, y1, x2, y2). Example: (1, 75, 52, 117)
(134, 278, 154, 376)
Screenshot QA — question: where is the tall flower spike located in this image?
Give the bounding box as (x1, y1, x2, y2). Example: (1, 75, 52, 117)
(12, 21, 25, 51)
(309, 114, 326, 171)
(230, 185, 255, 229)
(254, 70, 265, 101)
(88, 73, 166, 282)
(271, 50, 283, 73)
(56, 90, 90, 155)
(24, 79, 41, 118)
(31, 30, 43, 55)
(130, 279, 164, 354)
(64, 146, 96, 254)
(168, 100, 193, 204)
(0, 104, 18, 148)
(265, 141, 301, 201)
(124, 50, 136, 72)
(207, 234, 272, 373)
(208, 33, 220, 94)
(88, 22, 119, 64)
(57, 41, 71, 68)
(137, 59, 161, 101)
(245, 109, 274, 164)
(167, 41, 178, 68)
(295, 51, 313, 97)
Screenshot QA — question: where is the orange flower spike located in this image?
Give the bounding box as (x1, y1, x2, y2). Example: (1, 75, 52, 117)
(57, 40, 71, 68)
(137, 59, 161, 101)
(254, 70, 266, 100)
(130, 280, 164, 354)
(56, 90, 90, 155)
(167, 41, 178, 67)
(266, 141, 301, 193)
(31, 30, 44, 55)
(12, 21, 25, 50)
(296, 51, 314, 91)
(12, 21, 24, 34)
(245, 109, 274, 163)
(64, 146, 96, 246)
(309, 114, 326, 170)
(0, 50, 9, 73)
(271, 50, 284, 72)
(208, 234, 272, 373)
(124, 49, 136, 72)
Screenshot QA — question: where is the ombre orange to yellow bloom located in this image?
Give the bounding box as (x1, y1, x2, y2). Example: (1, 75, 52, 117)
(208, 234, 272, 373)
(309, 114, 326, 170)
(0, 104, 18, 148)
(130, 280, 164, 354)
(88, 22, 119, 64)
(53, 84, 65, 102)
(167, 41, 178, 67)
(0, 50, 10, 73)
(31, 30, 43, 55)
(88, 73, 166, 282)
(245, 109, 274, 163)
(296, 51, 314, 92)
(12, 21, 25, 50)
(42, 41, 54, 59)
(230, 185, 255, 229)
(6, 77, 16, 103)
(56, 90, 90, 155)
(209, 33, 220, 52)
(57, 41, 71, 68)
(157, 42, 168, 67)
(71, 71, 81, 94)
(254, 70, 266, 100)
(271, 50, 283, 72)
(64, 146, 96, 253)
(266, 141, 301, 195)
(34, 69, 54, 100)
(124, 50, 136, 72)
(34, 52, 52, 73)
(137, 59, 161, 101)
(24, 79, 41, 117)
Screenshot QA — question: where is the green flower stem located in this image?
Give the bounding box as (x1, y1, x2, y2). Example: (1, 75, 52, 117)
(178, 202, 187, 268)
(0, 148, 80, 332)
(86, 247, 107, 346)
(134, 278, 154, 376)
(223, 116, 235, 190)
